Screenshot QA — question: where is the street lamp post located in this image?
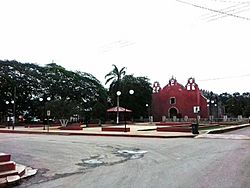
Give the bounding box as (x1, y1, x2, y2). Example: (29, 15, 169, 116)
(215, 96, 219, 121)
(116, 91, 121, 125)
(46, 97, 51, 131)
(214, 103, 218, 122)
(12, 86, 16, 130)
(5, 101, 10, 129)
(124, 89, 134, 132)
(5, 99, 15, 130)
(40, 96, 51, 130)
(146, 103, 149, 122)
(39, 98, 45, 130)
(5, 101, 9, 129)
(207, 99, 215, 123)
(116, 90, 134, 131)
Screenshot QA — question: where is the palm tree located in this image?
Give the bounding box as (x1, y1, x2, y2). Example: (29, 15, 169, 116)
(105, 64, 126, 90)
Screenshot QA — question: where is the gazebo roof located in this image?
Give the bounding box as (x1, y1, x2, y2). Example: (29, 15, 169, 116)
(107, 106, 132, 112)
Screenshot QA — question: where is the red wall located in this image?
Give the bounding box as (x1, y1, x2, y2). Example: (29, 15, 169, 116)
(152, 78, 209, 121)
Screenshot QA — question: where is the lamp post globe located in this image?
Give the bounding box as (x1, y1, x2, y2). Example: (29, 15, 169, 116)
(116, 91, 121, 96)
(129, 89, 134, 95)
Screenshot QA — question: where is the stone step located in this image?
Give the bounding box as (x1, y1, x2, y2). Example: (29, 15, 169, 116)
(0, 153, 11, 163)
(7, 175, 20, 184)
(0, 162, 35, 178)
(0, 175, 21, 187)
(0, 166, 37, 187)
(0, 170, 18, 178)
(21, 167, 38, 179)
(16, 164, 26, 178)
(0, 177, 7, 188)
(0, 161, 16, 173)
(0, 152, 38, 187)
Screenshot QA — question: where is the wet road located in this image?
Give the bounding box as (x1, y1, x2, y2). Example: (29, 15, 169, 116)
(0, 133, 249, 188)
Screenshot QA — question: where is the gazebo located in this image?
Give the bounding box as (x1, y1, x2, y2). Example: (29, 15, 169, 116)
(107, 106, 132, 113)
(106, 106, 132, 123)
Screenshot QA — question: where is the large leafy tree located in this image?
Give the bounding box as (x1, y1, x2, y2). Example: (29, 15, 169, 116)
(0, 60, 42, 122)
(0, 60, 108, 123)
(242, 92, 250, 117)
(119, 75, 152, 119)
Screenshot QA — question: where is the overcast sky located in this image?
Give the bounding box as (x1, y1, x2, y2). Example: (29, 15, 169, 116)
(1, 0, 250, 94)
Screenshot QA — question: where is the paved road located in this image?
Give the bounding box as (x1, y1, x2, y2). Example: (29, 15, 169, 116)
(0, 133, 249, 188)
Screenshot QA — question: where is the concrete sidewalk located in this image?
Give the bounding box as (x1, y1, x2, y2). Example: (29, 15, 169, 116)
(0, 124, 195, 138)
(0, 123, 249, 139)
(206, 123, 250, 134)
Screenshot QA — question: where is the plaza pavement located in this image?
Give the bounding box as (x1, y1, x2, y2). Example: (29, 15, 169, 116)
(0, 123, 195, 138)
(0, 123, 249, 139)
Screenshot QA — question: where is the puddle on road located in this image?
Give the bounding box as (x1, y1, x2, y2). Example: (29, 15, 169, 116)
(77, 148, 148, 168)
(116, 149, 148, 160)
(83, 159, 103, 165)
(117, 149, 148, 155)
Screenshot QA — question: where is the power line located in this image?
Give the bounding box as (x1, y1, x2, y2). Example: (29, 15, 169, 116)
(206, 0, 250, 3)
(176, 0, 250, 21)
(204, 3, 250, 22)
(198, 74, 250, 81)
(202, 3, 249, 18)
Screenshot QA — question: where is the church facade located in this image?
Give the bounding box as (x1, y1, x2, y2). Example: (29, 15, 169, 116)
(152, 77, 209, 121)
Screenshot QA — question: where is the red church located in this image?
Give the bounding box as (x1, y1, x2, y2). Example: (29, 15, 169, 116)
(152, 77, 209, 121)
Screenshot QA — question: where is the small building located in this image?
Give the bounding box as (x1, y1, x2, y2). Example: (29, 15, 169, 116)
(152, 77, 209, 121)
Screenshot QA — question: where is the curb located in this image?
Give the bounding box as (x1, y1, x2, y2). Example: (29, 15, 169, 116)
(0, 129, 196, 139)
(207, 124, 250, 134)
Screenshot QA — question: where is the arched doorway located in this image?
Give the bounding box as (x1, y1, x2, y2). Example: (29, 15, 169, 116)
(169, 108, 178, 118)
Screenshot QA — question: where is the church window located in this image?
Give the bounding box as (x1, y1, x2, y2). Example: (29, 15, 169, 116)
(192, 83, 195, 90)
(170, 97, 176, 104)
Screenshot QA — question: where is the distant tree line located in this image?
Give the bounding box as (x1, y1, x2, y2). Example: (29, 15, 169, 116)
(203, 91, 250, 118)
